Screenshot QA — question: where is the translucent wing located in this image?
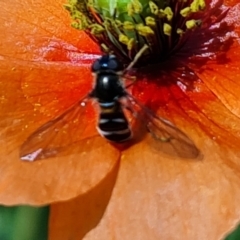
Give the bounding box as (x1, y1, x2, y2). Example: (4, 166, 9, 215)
(20, 97, 99, 161)
(124, 94, 200, 159)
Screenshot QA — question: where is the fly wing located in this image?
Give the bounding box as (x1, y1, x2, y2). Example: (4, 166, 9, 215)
(125, 95, 200, 159)
(20, 98, 99, 161)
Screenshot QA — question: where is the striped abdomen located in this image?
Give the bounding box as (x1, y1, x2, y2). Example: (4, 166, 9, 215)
(97, 102, 131, 142)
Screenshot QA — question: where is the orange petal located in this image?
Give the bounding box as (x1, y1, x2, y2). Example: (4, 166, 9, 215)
(195, 50, 240, 118)
(0, 0, 100, 61)
(224, 0, 239, 7)
(0, 54, 123, 204)
(131, 66, 240, 150)
(0, 0, 108, 204)
(0, 137, 119, 205)
(49, 134, 240, 240)
(130, 3, 240, 149)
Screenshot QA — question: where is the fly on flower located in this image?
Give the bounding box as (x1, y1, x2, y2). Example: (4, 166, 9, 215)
(20, 46, 200, 161)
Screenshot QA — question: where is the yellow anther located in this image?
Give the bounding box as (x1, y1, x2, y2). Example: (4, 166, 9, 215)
(180, 7, 191, 17)
(158, 7, 173, 21)
(127, 38, 136, 50)
(89, 24, 105, 34)
(123, 21, 135, 30)
(164, 7, 173, 21)
(149, 1, 158, 15)
(119, 34, 129, 45)
(145, 17, 156, 27)
(136, 24, 154, 37)
(186, 19, 201, 29)
(71, 22, 81, 30)
(127, 0, 142, 16)
(176, 28, 184, 35)
(63, 4, 72, 12)
(119, 34, 135, 50)
(190, 0, 206, 12)
(163, 23, 172, 36)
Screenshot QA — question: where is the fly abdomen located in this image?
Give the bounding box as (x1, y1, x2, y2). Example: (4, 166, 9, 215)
(97, 102, 131, 142)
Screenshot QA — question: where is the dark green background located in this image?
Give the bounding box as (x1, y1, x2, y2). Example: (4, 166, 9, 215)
(0, 205, 239, 239)
(0, 205, 49, 240)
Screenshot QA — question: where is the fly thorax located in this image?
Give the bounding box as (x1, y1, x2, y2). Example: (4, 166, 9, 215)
(95, 73, 125, 102)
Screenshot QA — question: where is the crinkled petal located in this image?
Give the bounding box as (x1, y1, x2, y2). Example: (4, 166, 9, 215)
(0, 0, 118, 204)
(49, 2, 240, 239)
(0, 55, 122, 204)
(225, 0, 239, 7)
(129, 2, 240, 148)
(195, 52, 240, 119)
(49, 135, 240, 240)
(0, 0, 100, 61)
(131, 67, 240, 149)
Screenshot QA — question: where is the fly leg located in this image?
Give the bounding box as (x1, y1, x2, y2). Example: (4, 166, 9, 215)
(124, 44, 149, 72)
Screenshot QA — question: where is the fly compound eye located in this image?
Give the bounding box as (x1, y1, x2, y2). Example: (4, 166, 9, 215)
(91, 59, 101, 72)
(108, 56, 123, 71)
(92, 55, 124, 72)
(108, 58, 118, 70)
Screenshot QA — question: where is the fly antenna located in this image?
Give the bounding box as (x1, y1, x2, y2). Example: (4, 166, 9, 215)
(125, 44, 149, 71)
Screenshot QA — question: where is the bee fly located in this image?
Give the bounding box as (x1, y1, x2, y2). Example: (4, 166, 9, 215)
(20, 46, 199, 161)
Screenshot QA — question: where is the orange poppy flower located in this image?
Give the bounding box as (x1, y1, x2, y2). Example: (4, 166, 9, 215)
(1, 0, 240, 239)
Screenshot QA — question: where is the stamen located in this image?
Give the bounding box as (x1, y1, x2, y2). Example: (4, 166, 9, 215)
(180, 7, 191, 17)
(145, 17, 156, 27)
(186, 20, 202, 29)
(163, 23, 172, 36)
(136, 24, 154, 37)
(149, 1, 159, 15)
(127, 0, 143, 15)
(64, 0, 207, 66)
(190, 0, 206, 12)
